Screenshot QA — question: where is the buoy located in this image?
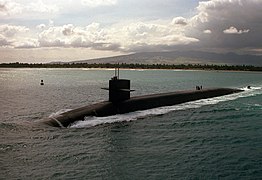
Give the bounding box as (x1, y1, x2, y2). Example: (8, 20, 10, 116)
(40, 80, 44, 85)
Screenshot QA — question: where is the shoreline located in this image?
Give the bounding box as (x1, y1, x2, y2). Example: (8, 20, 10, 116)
(0, 62, 261, 72)
(1, 67, 262, 73)
(0, 67, 262, 73)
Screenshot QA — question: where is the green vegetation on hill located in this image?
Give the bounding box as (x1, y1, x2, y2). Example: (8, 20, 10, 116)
(0, 62, 261, 71)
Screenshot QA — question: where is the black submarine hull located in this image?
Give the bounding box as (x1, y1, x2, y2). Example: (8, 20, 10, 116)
(40, 88, 243, 127)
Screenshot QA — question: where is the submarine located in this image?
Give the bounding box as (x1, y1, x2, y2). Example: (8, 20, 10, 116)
(40, 68, 243, 127)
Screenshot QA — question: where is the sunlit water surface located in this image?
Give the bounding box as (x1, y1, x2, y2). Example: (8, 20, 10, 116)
(0, 68, 261, 179)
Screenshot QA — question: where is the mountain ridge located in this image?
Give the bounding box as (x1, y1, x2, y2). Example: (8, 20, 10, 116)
(68, 51, 262, 66)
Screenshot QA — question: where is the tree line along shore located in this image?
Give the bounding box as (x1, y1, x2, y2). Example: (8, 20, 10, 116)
(0, 62, 261, 71)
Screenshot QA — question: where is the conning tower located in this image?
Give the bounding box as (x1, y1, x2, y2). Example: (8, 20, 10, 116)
(109, 77, 131, 103)
(103, 67, 134, 103)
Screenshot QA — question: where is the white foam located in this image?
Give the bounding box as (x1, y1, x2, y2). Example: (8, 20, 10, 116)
(70, 86, 262, 128)
(48, 109, 72, 118)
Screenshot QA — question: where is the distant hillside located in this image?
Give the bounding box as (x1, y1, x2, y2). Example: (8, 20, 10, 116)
(69, 51, 262, 66)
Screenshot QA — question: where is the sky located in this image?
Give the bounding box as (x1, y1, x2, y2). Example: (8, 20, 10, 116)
(0, 0, 262, 63)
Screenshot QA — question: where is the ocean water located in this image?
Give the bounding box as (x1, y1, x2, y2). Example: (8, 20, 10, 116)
(0, 68, 261, 179)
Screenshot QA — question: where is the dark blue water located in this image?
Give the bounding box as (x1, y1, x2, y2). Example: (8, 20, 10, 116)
(0, 68, 261, 179)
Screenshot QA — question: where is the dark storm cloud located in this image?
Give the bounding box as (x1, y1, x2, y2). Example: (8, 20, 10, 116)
(188, 0, 262, 52)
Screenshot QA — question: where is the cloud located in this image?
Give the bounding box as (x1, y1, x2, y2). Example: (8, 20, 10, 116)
(62, 24, 74, 36)
(1, 0, 262, 57)
(36, 24, 46, 30)
(0, 1, 23, 16)
(189, 0, 262, 50)
(0, 20, 198, 52)
(0, 3, 7, 11)
(120, 22, 198, 51)
(28, 0, 59, 14)
(0, 24, 35, 48)
(223, 26, 249, 34)
(172, 17, 188, 26)
(38, 27, 65, 47)
(0, 0, 59, 18)
(37, 23, 117, 50)
(81, 0, 117, 7)
(0, 24, 29, 37)
(0, 34, 10, 46)
(203, 29, 211, 34)
(14, 39, 39, 49)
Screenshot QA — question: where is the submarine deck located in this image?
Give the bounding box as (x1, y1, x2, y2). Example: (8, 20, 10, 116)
(40, 88, 243, 127)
